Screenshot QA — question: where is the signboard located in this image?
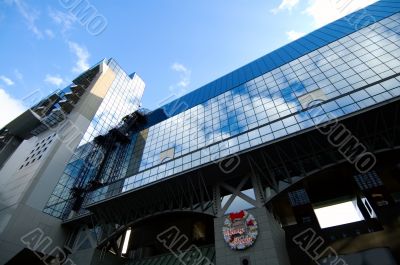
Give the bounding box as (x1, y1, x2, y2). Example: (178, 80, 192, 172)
(222, 210, 258, 250)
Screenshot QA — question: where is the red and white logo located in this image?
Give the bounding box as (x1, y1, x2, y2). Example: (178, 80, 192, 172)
(222, 210, 258, 250)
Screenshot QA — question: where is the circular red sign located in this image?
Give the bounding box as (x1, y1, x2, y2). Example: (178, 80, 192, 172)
(222, 210, 258, 250)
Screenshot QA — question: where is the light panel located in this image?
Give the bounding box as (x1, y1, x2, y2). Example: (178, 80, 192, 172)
(121, 228, 132, 255)
(314, 201, 364, 229)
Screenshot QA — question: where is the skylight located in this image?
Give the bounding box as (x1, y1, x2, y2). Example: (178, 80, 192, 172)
(314, 201, 364, 229)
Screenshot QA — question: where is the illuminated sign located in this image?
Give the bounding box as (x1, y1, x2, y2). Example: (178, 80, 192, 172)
(222, 210, 258, 250)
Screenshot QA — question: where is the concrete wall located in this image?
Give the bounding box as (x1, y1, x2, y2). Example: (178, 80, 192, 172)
(0, 203, 67, 264)
(0, 136, 22, 170)
(214, 207, 290, 265)
(0, 64, 117, 264)
(25, 64, 116, 210)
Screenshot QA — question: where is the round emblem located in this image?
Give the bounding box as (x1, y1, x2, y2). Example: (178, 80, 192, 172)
(222, 210, 258, 250)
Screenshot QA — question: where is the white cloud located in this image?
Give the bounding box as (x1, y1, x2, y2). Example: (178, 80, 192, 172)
(280, 0, 377, 42)
(271, 0, 300, 14)
(45, 29, 55, 38)
(68, 41, 90, 73)
(44, 74, 64, 87)
(14, 69, 23, 80)
(48, 8, 77, 33)
(304, 0, 378, 28)
(0, 88, 26, 128)
(171, 63, 191, 87)
(286, 30, 306, 41)
(8, 0, 43, 38)
(169, 62, 191, 95)
(0, 75, 14, 86)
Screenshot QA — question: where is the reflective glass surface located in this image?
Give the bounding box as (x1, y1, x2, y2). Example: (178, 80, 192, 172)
(44, 59, 144, 218)
(44, 4, 400, 219)
(85, 13, 400, 207)
(80, 59, 144, 145)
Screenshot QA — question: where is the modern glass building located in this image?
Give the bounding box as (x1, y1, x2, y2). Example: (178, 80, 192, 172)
(1, 1, 400, 264)
(0, 58, 144, 264)
(46, 0, 400, 216)
(43, 59, 144, 219)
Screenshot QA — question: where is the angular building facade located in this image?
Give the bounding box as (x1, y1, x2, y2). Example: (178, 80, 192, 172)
(0, 59, 144, 264)
(1, 1, 400, 264)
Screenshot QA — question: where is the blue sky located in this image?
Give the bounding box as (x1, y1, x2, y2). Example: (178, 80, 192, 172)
(0, 0, 377, 127)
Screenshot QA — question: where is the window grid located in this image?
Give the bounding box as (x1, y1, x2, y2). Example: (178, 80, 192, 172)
(86, 13, 400, 207)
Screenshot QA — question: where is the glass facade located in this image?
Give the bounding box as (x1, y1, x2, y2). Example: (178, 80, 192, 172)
(44, 59, 144, 218)
(85, 12, 400, 207)
(44, 1, 400, 219)
(156, 0, 400, 120)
